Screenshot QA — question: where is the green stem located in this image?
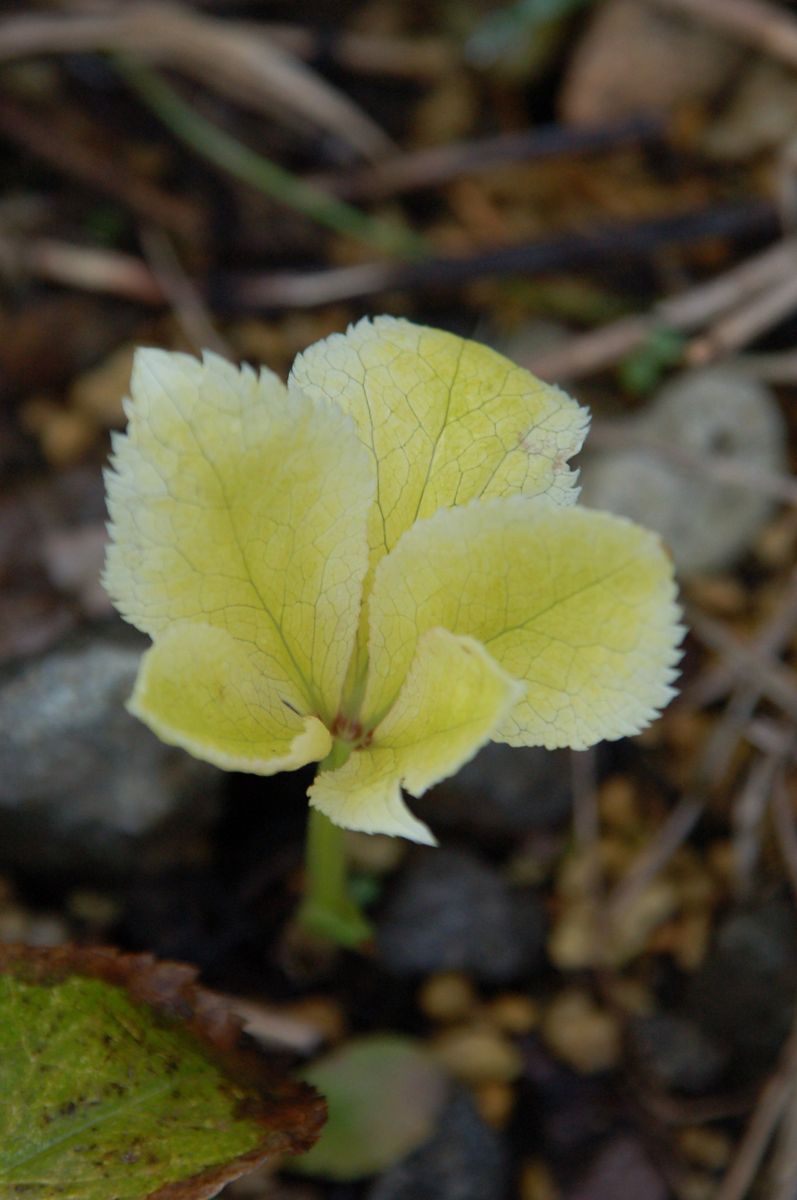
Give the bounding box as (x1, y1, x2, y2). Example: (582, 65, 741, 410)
(296, 739, 371, 948)
(299, 807, 372, 948)
(113, 56, 426, 260)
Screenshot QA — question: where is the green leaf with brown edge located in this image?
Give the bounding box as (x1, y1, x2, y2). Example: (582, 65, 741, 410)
(0, 944, 326, 1200)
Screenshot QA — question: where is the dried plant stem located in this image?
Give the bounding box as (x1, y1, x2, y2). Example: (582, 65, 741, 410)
(0, 233, 163, 302)
(139, 224, 229, 357)
(714, 1010, 797, 1200)
(685, 567, 797, 711)
(688, 609, 797, 721)
(115, 57, 426, 260)
(687, 270, 797, 364)
(772, 770, 797, 902)
(526, 237, 797, 381)
(648, 0, 797, 69)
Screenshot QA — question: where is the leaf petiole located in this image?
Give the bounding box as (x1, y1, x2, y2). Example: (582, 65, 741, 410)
(298, 772, 372, 948)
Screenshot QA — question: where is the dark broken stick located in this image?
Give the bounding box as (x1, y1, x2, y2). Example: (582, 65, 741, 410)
(309, 116, 664, 202)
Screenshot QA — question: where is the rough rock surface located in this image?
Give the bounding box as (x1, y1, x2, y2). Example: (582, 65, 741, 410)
(581, 367, 786, 575)
(377, 847, 545, 981)
(0, 631, 220, 878)
(367, 1088, 507, 1200)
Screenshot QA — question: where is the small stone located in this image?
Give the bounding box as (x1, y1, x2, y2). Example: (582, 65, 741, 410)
(677, 1127, 732, 1170)
(519, 1159, 560, 1200)
(378, 848, 545, 982)
(431, 1024, 523, 1086)
(69, 343, 134, 427)
(630, 1012, 726, 1093)
(598, 776, 641, 832)
(366, 1088, 508, 1200)
(542, 991, 621, 1074)
(0, 905, 67, 946)
(345, 830, 407, 874)
(688, 899, 797, 1080)
(580, 367, 787, 576)
(560, 0, 741, 125)
(567, 1137, 666, 1200)
(485, 993, 540, 1035)
(415, 742, 572, 837)
(419, 972, 479, 1024)
(0, 632, 220, 879)
(474, 1081, 514, 1129)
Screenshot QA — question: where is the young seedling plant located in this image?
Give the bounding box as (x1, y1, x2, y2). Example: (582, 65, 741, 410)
(104, 316, 683, 946)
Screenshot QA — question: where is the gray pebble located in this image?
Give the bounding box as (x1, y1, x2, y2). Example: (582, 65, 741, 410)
(367, 1088, 507, 1200)
(581, 367, 786, 575)
(416, 743, 571, 836)
(0, 631, 220, 878)
(377, 847, 545, 981)
(630, 1011, 727, 1093)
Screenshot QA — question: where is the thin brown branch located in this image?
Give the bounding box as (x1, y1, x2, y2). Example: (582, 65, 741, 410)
(685, 567, 797, 711)
(0, 233, 164, 303)
(732, 751, 783, 895)
(138, 225, 229, 357)
(714, 1006, 797, 1200)
(769, 1069, 797, 1200)
(609, 664, 793, 920)
(647, 0, 797, 69)
(259, 22, 455, 80)
(525, 238, 797, 381)
(310, 117, 664, 202)
(772, 770, 797, 904)
(0, 2, 393, 159)
(688, 608, 797, 721)
(607, 793, 704, 923)
(688, 270, 797, 364)
(0, 96, 201, 238)
(232, 200, 778, 308)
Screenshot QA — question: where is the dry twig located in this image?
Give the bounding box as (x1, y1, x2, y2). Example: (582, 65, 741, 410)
(0, 2, 392, 159)
(714, 1006, 797, 1200)
(0, 97, 201, 237)
(138, 225, 229, 358)
(526, 238, 797, 381)
(688, 271, 797, 364)
(0, 233, 163, 303)
(685, 568, 797, 711)
(647, 0, 797, 69)
(688, 609, 797, 722)
(311, 117, 663, 202)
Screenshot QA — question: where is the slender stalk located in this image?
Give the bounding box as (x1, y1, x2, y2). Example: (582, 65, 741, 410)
(113, 56, 426, 260)
(299, 807, 372, 948)
(297, 739, 372, 948)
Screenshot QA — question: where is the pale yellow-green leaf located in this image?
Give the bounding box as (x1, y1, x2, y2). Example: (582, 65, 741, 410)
(130, 622, 332, 774)
(103, 349, 374, 725)
(290, 317, 588, 573)
(309, 627, 524, 843)
(362, 498, 683, 751)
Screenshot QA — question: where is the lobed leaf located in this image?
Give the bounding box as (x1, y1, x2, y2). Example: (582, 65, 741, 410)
(363, 498, 683, 751)
(103, 349, 375, 751)
(290, 316, 588, 573)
